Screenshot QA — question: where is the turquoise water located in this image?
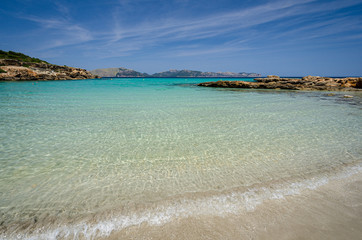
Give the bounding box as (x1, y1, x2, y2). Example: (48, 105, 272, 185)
(0, 78, 361, 239)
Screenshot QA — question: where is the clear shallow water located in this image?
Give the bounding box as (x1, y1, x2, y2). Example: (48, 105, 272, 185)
(0, 78, 361, 239)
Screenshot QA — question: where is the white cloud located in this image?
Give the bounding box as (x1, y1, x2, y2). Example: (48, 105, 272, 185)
(13, 0, 362, 57)
(19, 15, 93, 49)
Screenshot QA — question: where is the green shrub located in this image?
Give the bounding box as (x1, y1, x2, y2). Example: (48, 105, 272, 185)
(0, 68, 7, 73)
(0, 50, 49, 64)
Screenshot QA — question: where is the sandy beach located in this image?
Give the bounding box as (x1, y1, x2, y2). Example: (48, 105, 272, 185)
(107, 169, 362, 240)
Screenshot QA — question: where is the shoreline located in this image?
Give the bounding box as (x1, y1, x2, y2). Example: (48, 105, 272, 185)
(198, 75, 362, 91)
(109, 167, 362, 240)
(2, 161, 361, 240)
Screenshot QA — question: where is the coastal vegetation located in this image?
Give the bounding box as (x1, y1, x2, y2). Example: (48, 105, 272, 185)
(0, 50, 49, 64)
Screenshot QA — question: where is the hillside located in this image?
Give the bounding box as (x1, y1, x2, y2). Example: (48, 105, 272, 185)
(152, 69, 203, 77)
(89, 68, 121, 77)
(90, 67, 149, 77)
(0, 50, 49, 64)
(153, 69, 261, 78)
(0, 51, 97, 81)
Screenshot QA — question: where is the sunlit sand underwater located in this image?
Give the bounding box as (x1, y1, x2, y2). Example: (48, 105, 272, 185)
(0, 78, 361, 239)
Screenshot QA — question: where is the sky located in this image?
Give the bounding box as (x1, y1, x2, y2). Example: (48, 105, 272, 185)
(1, 0, 362, 76)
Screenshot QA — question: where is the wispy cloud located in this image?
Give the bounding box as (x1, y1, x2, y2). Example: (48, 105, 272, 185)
(109, 0, 314, 42)
(7, 0, 362, 60)
(18, 15, 93, 49)
(172, 47, 252, 57)
(92, 0, 316, 57)
(97, 0, 362, 57)
(54, 1, 71, 18)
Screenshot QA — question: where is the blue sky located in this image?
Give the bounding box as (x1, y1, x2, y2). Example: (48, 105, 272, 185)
(1, 0, 362, 76)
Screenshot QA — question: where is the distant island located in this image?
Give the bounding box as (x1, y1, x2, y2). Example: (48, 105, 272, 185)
(0, 50, 97, 81)
(90, 67, 261, 78)
(90, 67, 149, 78)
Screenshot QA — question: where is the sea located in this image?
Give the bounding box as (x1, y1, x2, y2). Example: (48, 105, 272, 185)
(0, 78, 361, 239)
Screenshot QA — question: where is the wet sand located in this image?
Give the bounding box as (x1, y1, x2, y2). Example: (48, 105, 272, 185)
(107, 172, 362, 240)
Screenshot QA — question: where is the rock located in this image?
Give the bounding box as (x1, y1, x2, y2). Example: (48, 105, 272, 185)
(343, 95, 353, 98)
(302, 75, 321, 80)
(267, 75, 280, 79)
(198, 76, 362, 91)
(355, 78, 362, 88)
(0, 59, 98, 81)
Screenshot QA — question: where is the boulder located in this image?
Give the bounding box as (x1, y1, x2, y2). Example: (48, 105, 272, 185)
(267, 75, 280, 79)
(356, 78, 362, 88)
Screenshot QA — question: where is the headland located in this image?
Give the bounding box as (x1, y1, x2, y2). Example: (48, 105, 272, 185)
(0, 51, 97, 81)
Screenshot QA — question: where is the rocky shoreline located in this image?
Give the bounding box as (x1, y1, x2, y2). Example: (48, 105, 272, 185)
(0, 59, 97, 81)
(198, 75, 362, 91)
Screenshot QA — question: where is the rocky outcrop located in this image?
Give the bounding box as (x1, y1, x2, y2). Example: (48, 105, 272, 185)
(198, 75, 362, 91)
(0, 59, 97, 81)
